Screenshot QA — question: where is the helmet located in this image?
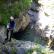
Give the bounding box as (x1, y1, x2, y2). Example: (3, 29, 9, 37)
(10, 16, 14, 20)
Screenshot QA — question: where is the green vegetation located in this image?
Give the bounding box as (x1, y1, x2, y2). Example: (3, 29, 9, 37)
(0, 0, 32, 25)
(11, 47, 17, 54)
(26, 43, 54, 54)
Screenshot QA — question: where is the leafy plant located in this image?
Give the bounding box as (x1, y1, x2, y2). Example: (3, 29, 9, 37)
(0, 0, 32, 25)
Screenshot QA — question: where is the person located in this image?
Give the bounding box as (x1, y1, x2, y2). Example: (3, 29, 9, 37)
(5, 16, 15, 41)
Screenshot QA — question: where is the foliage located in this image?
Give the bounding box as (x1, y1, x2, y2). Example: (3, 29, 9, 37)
(0, 0, 32, 25)
(26, 43, 54, 54)
(11, 47, 17, 54)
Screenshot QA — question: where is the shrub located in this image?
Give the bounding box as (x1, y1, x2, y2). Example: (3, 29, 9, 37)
(0, 0, 32, 25)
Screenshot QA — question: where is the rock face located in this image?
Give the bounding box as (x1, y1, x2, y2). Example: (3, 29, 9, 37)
(14, 13, 30, 32)
(0, 26, 36, 54)
(0, 40, 36, 54)
(0, 26, 6, 43)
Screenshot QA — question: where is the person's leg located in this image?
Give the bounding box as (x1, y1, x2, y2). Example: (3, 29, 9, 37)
(5, 29, 9, 40)
(9, 30, 13, 41)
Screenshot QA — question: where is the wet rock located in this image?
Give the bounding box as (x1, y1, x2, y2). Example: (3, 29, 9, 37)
(0, 35, 36, 54)
(0, 26, 6, 43)
(30, 2, 40, 12)
(16, 48, 26, 54)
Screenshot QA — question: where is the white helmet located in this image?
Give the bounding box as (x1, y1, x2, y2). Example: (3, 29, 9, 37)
(10, 16, 14, 20)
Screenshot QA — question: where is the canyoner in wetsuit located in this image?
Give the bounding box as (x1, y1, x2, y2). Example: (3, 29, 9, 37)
(5, 16, 15, 41)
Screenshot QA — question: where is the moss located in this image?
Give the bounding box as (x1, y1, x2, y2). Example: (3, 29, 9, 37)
(11, 47, 17, 54)
(26, 49, 34, 54)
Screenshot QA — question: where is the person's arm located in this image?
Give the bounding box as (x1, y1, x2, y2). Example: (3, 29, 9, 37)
(13, 21, 16, 29)
(13, 21, 16, 32)
(7, 23, 10, 29)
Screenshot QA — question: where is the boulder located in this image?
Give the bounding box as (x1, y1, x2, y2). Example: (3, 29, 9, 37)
(14, 14, 30, 32)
